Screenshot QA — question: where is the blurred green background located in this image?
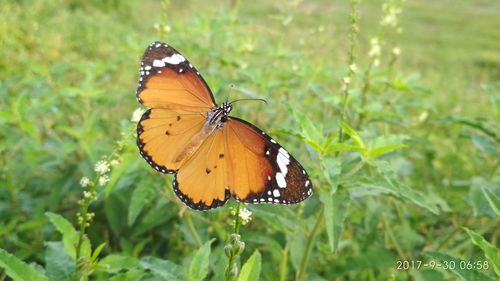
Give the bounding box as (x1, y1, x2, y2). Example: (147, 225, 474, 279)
(0, 0, 499, 280)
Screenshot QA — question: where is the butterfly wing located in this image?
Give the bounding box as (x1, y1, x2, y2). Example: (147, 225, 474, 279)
(136, 42, 216, 173)
(137, 108, 206, 173)
(174, 129, 231, 210)
(172, 116, 313, 210)
(225, 117, 313, 205)
(137, 42, 216, 110)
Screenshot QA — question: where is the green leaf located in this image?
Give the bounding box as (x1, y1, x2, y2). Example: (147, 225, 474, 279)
(339, 121, 366, 155)
(45, 242, 75, 281)
(109, 269, 145, 281)
(128, 185, 156, 226)
(237, 250, 262, 281)
(425, 251, 495, 281)
(99, 254, 140, 274)
(481, 187, 500, 215)
(140, 256, 183, 280)
(324, 143, 362, 154)
(288, 228, 306, 273)
(318, 189, 350, 252)
(291, 108, 324, 148)
(471, 133, 497, 155)
(45, 212, 79, 260)
(91, 242, 107, 262)
(463, 228, 500, 276)
(0, 248, 49, 281)
(367, 143, 406, 158)
(321, 158, 342, 191)
(188, 239, 213, 281)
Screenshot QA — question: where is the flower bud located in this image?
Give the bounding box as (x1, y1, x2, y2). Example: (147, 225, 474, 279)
(224, 244, 233, 257)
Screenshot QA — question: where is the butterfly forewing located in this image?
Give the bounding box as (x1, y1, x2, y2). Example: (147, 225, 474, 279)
(137, 42, 216, 110)
(226, 118, 313, 205)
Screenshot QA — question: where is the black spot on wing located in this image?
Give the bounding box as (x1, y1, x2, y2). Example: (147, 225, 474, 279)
(136, 109, 177, 175)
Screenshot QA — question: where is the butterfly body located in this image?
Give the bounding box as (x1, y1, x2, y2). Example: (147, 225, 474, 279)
(136, 42, 312, 210)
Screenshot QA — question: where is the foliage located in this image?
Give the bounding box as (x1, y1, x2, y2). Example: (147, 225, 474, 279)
(0, 0, 499, 280)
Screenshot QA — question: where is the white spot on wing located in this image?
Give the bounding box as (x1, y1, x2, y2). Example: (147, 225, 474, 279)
(163, 53, 186, 65)
(277, 147, 290, 177)
(273, 189, 280, 197)
(153, 59, 165, 67)
(270, 139, 277, 144)
(276, 172, 286, 188)
(144, 65, 152, 70)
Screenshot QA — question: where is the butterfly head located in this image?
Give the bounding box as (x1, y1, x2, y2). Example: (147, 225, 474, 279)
(208, 102, 232, 128)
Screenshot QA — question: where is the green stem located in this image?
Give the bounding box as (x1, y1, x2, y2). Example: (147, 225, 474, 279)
(296, 207, 324, 280)
(338, 0, 360, 142)
(185, 213, 203, 247)
(234, 202, 242, 234)
(225, 202, 243, 281)
(279, 246, 289, 281)
(159, 0, 170, 40)
(380, 214, 407, 260)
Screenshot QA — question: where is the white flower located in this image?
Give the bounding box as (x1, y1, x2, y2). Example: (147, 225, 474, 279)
(95, 160, 110, 175)
(98, 175, 110, 186)
(83, 191, 92, 198)
(369, 44, 381, 58)
(392, 47, 401, 56)
(349, 63, 357, 72)
(79, 177, 90, 188)
(110, 159, 120, 167)
(239, 208, 252, 225)
(342, 77, 351, 85)
(131, 108, 145, 122)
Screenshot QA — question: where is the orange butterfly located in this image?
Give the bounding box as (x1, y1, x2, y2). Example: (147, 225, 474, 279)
(136, 42, 312, 210)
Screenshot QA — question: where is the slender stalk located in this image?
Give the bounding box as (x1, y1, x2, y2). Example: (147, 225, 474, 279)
(225, 202, 243, 281)
(185, 213, 203, 247)
(297, 2, 361, 279)
(279, 246, 289, 281)
(159, 0, 170, 40)
(380, 214, 407, 260)
(338, 0, 360, 142)
(234, 202, 242, 234)
(296, 208, 324, 280)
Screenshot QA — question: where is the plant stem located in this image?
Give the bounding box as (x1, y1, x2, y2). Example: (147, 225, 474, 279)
(338, 0, 360, 142)
(159, 0, 170, 40)
(279, 246, 289, 281)
(380, 213, 407, 260)
(185, 213, 203, 247)
(225, 202, 242, 281)
(234, 202, 242, 234)
(296, 207, 324, 280)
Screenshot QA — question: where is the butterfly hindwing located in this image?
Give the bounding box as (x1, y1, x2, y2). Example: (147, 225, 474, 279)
(137, 108, 206, 173)
(173, 129, 231, 210)
(137, 42, 216, 110)
(226, 117, 313, 205)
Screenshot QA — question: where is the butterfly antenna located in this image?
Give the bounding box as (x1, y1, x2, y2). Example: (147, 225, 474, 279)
(225, 84, 236, 104)
(230, 98, 268, 105)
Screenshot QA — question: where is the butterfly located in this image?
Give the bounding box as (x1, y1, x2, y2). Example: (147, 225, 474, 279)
(136, 42, 313, 210)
